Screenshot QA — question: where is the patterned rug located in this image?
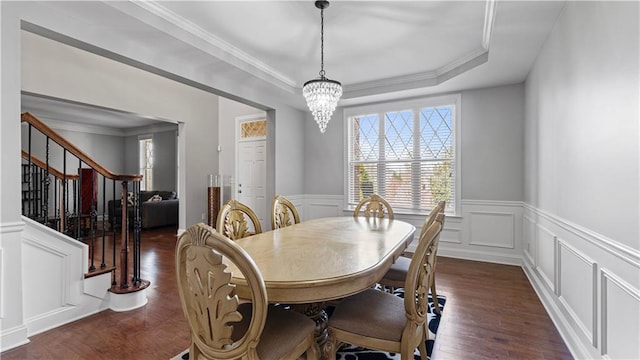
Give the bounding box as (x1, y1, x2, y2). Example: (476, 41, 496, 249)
(334, 287, 445, 360)
(172, 288, 445, 360)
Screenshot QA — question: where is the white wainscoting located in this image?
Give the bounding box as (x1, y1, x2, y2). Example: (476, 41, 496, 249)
(0, 221, 29, 352)
(600, 269, 640, 359)
(247, 195, 640, 360)
(19, 217, 110, 338)
(444, 200, 523, 265)
(299, 194, 344, 220)
(298, 196, 523, 265)
(522, 204, 640, 360)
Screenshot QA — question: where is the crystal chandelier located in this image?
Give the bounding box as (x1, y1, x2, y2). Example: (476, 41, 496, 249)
(303, 0, 342, 133)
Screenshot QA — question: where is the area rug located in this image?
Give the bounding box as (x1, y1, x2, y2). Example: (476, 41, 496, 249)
(171, 287, 445, 360)
(334, 287, 445, 360)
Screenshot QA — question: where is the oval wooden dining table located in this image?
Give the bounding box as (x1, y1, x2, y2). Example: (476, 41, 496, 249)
(225, 216, 416, 348)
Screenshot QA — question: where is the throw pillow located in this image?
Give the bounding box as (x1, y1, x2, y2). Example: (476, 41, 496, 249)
(148, 194, 162, 202)
(127, 192, 135, 206)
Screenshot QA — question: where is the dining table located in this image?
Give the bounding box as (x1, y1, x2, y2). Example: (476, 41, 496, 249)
(225, 215, 416, 348)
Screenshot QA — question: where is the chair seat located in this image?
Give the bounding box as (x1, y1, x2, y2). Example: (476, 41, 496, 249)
(329, 289, 405, 342)
(233, 304, 317, 360)
(383, 256, 411, 282)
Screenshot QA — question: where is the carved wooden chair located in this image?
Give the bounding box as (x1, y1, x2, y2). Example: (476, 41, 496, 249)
(176, 223, 320, 360)
(353, 193, 394, 220)
(379, 201, 446, 314)
(216, 199, 262, 240)
(271, 195, 301, 230)
(324, 214, 445, 359)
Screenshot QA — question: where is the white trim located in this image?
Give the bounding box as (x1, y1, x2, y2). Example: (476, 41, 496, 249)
(535, 224, 557, 294)
(234, 113, 268, 201)
(467, 211, 515, 249)
(0, 247, 3, 319)
(600, 268, 640, 358)
(482, 0, 497, 49)
(130, 1, 296, 89)
(523, 204, 640, 267)
(523, 215, 537, 266)
(343, 93, 462, 216)
(557, 239, 598, 347)
(438, 250, 522, 266)
(0, 325, 30, 353)
(523, 264, 592, 360)
(523, 203, 640, 360)
(0, 221, 26, 234)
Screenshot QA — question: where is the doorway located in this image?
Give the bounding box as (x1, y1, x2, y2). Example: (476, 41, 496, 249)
(235, 114, 268, 230)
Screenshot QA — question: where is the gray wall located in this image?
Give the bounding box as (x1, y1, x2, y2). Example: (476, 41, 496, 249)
(152, 129, 177, 192)
(303, 84, 526, 203)
(274, 105, 306, 196)
(303, 107, 345, 195)
(124, 128, 178, 193)
(461, 84, 524, 200)
(525, 1, 639, 249)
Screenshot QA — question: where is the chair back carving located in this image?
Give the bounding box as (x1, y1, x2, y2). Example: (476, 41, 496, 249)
(271, 195, 301, 229)
(216, 200, 262, 240)
(353, 194, 394, 219)
(404, 213, 444, 337)
(176, 223, 267, 359)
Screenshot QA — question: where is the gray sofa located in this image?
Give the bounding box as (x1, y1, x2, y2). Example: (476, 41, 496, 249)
(108, 190, 178, 229)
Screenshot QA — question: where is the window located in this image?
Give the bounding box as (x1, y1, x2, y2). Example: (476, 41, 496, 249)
(345, 95, 460, 215)
(139, 136, 153, 191)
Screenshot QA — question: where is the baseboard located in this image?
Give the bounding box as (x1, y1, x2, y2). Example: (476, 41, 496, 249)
(438, 248, 522, 266)
(523, 263, 593, 360)
(0, 325, 30, 353)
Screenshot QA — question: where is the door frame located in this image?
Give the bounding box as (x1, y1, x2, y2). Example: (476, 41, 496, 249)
(234, 113, 268, 225)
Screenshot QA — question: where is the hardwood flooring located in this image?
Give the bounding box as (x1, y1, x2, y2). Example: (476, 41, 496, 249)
(1, 226, 572, 360)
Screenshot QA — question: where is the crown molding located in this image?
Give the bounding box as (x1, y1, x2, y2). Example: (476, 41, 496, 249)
(343, 0, 496, 99)
(129, 1, 297, 91)
(124, 0, 497, 102)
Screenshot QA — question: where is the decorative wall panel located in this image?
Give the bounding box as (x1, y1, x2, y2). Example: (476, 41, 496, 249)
(536, 224, 557, 294)
(467, 211, 515, 248)
(601, 269, 640, 359)
(558, 240, 597, 346)
(523, 215, 536, 266)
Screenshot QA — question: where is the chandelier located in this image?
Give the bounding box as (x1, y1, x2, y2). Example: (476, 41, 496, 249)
(303, 0, 342, 133)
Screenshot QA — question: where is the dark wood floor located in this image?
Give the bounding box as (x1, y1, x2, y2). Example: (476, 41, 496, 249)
(1, 226, 572, 360)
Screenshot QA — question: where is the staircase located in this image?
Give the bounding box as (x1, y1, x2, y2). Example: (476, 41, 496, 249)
(20, 112, 150, 315)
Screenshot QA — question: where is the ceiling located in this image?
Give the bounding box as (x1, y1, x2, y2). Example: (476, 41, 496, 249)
(21, 0, 566, 130)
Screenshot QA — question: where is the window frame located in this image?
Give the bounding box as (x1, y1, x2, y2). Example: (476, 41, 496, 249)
(138, 134, 153, 191)
(343, 94, 461, 216)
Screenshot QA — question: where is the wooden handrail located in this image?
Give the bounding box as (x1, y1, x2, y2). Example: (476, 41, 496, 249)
(22, 151, 80, 181)
(21, 112, 143, 182)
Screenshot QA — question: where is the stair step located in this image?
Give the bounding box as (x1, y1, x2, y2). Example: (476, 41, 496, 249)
(85, 266, 116, 279)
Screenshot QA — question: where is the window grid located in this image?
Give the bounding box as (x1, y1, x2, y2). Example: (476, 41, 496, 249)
(347, 100, 456, 215)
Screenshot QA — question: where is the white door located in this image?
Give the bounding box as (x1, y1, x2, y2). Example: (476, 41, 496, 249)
(237, 140, 266, 230)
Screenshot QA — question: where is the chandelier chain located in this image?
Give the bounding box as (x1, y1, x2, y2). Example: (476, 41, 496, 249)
(320, 7, 325, 78)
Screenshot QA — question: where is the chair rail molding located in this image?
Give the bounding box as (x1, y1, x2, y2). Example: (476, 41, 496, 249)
(522, 203, 640, 360)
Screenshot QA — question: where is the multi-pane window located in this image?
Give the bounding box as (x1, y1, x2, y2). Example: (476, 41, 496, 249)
(346, 95, 459, 215)
(139, 136, 153, 191)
